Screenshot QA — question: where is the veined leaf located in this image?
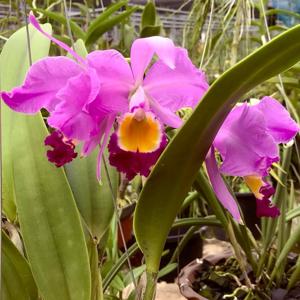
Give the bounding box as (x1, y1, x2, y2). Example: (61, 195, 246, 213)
(65, 39, 117, 242)
(1, 25, 91, 300)
(1, 24, 53, 221)
(134, 25, 300, 275)
(2, 231, 38, 300)
(65, 150, 117, 241)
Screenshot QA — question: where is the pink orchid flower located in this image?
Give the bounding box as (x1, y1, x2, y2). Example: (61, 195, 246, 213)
(1, 13, 209, 179)
(206, 97, 299, 221)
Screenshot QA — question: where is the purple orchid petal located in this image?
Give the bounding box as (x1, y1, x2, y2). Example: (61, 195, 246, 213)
(44, 130, 77, 167)
(96, 114, 115, 180)
(246, 177, 280, 218)
(47, 68, 100, 141)
(108, 132, 168, 180)
(214, 104, 279, 177)
(149, 97, 183, 128)
(130, 36, 176, 84)
(256, 198, 280, 218)
(256, 96, 300, 143)
(205, 147, 242, 222)
(87, 50, 134, 114)
(244, 175, 279, 218)
(82, 134, 100, 156)
(129, 86, 149, 112)
(1, 57, 82, 113)
(81, 116, 109, 157)
(143, 47, 209, 111)
(29, 12, 85, 65)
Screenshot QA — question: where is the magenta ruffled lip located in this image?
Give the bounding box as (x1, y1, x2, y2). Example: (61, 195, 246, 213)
(256, 198, 280, 218)
(108, 132, 168, 180)
(44, 130, 77, 167)
(256, 182, 280, 218)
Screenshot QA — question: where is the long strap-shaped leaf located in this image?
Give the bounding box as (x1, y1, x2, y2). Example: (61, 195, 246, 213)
(134, 25, 300, 277)
(64, 40, 117, 243)
(65, 149, 117, 241)
(2, 231, 38, 300)
(1, 25, 91, 300)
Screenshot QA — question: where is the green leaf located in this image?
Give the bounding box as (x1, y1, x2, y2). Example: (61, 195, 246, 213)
(64, 150, 117, 241)
(1, 25, 91, 300)
(88, 0, 128, 30)
(88, 239, 103, 300)
(103, 243, 140, 291)
(72, 39, 89, 58)
(286, 206, 300, 221)
(1, 24, 52, 222)
(33, 8, 86, 40)
(157, 263, 177, 279)
(270, 224, 300, 283)
(288, 254, 300, 289)
(134, 25, 300, 275)
(2, 231, 38, 300)
(65, 39, 117, 242)
(266, 8, 300, 20)
(140, 25, 161, 38)
(141, 1, 156, 29)
(85, 6, 138, 46)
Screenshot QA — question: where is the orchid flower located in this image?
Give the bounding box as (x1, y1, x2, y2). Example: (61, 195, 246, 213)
(1, 13, 209, 180)
(206, 97, 299, 222)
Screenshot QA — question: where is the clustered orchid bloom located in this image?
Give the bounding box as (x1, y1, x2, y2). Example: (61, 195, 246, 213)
(1, 14, 209, 180)
(206, 97, 299, 221)
(2, 15, 299, 223)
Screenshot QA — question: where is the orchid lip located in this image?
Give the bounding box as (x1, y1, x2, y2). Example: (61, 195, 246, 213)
(44, 130, 77, 167)
(108, 132, 168, 180)
(117, 110, 163, 153)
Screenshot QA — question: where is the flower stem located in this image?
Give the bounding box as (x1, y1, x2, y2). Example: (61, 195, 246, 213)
(143, 271, 157, 300)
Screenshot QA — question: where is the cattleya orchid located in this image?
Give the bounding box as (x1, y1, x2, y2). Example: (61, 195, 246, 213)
(1, 13, 208, 179)
(206, 96, 299, 221)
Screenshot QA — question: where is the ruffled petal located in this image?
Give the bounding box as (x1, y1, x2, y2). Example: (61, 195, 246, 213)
(143, 47, 209, 111)
(47, 68, 101, 141)
(205, 147, 242, 222)
(256, 96, 299, 143)
(244, 175, 280, 218)
(214, 104, 279, 177)
(108, 132, 168, 180)
(1, 57, 82, 113)
(130, 36, 176, 84)
(44, 130, 77, 167)
(87, 50, 134, 113)
(256, 198, 280, 218)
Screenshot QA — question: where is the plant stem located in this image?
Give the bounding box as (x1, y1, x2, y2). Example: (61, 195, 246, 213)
(227, 221, 253, 289)
(142, 271, 157, 300)
(257, 147, 292, 277)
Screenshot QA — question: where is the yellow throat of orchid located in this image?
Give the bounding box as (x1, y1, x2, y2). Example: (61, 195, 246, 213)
(117, 108, 162, 153)
(244, 175, 264, 199)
